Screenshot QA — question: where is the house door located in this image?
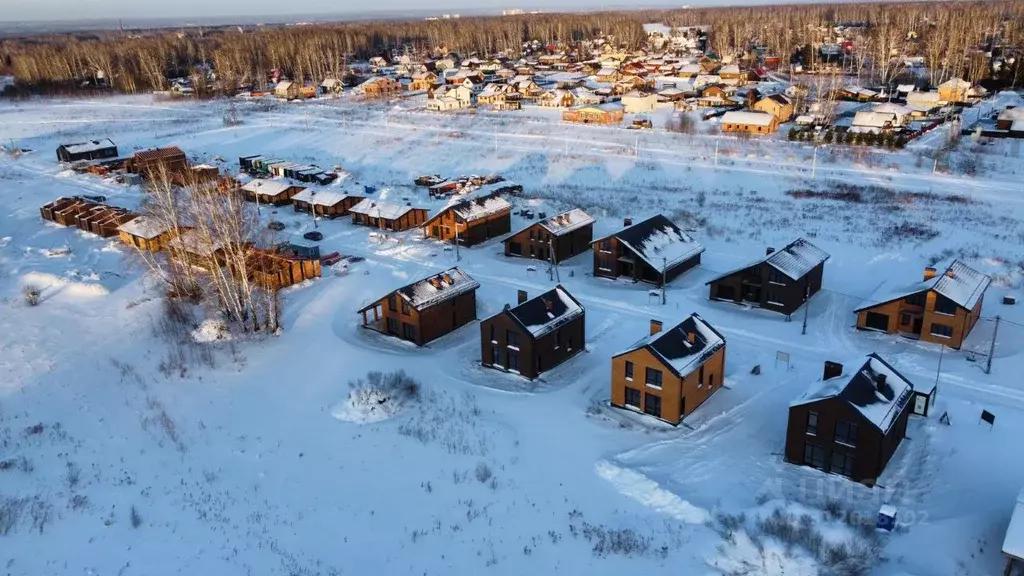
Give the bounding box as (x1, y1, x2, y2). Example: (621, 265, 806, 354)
(865, 312, 890, 332)
(432, 226, 439, 238)
(744, 287, 761, 303)
(716, 285, 736, 301)
(914, 394, 926, 416)
(912, 317, 923, 335)
(509, 242, 522, 255)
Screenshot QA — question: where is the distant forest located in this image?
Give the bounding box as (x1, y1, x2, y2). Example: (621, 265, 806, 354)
(1, 1, 1022, 94)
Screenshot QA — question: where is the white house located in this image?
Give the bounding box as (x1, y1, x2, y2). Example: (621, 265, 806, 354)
(621, 91, 659, 113)
(906, 90, 943, 109)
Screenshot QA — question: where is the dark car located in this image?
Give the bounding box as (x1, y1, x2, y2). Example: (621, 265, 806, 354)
(268, 221, 286, 231)
(303, 231, 323, 241)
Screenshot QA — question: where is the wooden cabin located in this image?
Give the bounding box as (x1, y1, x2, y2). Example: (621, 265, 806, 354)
(117, 216, 179, 252)
(166, 229, 229, 270)
(360, 77, 402, 99)
(56, 139, 118, 163)
(75, 205, 137, 237)
(291, 188, 364, 218)
(274, 81, 302, 100)
(423, 193, 512, 247)
(41, 197, 94, 225)
(752, 94, 795, 123)
(562, 102, 624, 125)
(350, 199, 428, 232)
(721, 111, 779, 135)
(128, 147, 188, 180)
(358, 268, 479, 346)
(611, 314, 727, 425)
(480, 286, 585, 379)
(241, 179, 305, 206)
(707, 238, 830, 316)
(854, 260, 990, 350)
(786, 355, 914, 485)
(504, 208, 594, 263)
(591, 215, 704, 286)
(244, 248, 322, 290)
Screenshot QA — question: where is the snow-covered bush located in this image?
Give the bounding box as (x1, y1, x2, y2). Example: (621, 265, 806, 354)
(22, 284, 41, 306)
(332, 370, 421, 424)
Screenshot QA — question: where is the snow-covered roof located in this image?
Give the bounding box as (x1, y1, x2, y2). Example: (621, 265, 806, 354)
(62, 139, 116, 154)
(117, 216, 171, 240)
(275, 81, 294, 91)
(167, 229, 222, 256)
(392, 268, 480, 311)
(679, 64, 702, 75)
(596, 68, 619, 77)
(854, 260, 991, 312)
(1002, 488, 1024, 561)
(792, 354, 914, 433)
(505, 285, 585, 338)
(719, 64, 741, 75)
(291, 187, 357, 207)
(721, 111, 776, 127)
(595, 214, 704, 270)
(873, 103, 912, 117)
(997, 108, 1024, 122)
(853, 111, 896, 128)
(907, 91, 942, 104)
(430, 193, 511, 224)
(643, 23, 672, 36)
(539, 209, 594, 236)
(242, 179, 296, 197)
(615, 313, 725, 378)
(349, 198, 418, 221)
(767, 239, 830, 280)
(939, 78, 971, 89)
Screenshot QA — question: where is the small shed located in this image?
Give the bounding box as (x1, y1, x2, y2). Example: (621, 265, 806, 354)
(117, 216, 179, 252)
(241, 179, 306, 206)
(1003, 488, 1024, 575)
(56, 139, 118, 163)
(291, 188, 364, 218)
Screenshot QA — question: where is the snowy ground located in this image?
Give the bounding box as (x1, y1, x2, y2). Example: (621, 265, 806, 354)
(1, 94, 1023, 576)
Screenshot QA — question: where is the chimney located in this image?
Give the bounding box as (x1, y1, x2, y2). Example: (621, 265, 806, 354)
(766, 246, 776, 256)
(517, 290, 528, 304)
(650, 319, 663, 335)
(624, 217, 633, 227)
(875, 373, 887, 391)
(823, 361, 843, 381)
(687, 331, 696, 344)
(923, 266, 937, 281)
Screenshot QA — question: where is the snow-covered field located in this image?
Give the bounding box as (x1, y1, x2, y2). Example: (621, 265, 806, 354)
(1, 94, 1023, 576)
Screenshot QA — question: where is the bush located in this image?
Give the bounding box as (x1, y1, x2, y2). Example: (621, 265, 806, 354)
(474, 462, 493, 484)
(130, 505, 142, 528)
(22, 284, 41, 306)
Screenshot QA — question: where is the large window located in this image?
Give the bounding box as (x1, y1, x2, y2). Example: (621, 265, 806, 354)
(599, 239, 612, 253)
(834, 421, 859, 447)
(402, 323, 416, 341)
(624, 387, 641, 409)
(644, 393, 662, 418)
(768, 269, 787, 285)
(386, 317, 399, 335)
(904, 292, 926, 307)
(645, 367, 663, 389)
(401, 300, 411, 315)
(807, 411, 819, 435)
(803, 443, 826, 470)
(508, 352, 519, 371)
(934, 294, 958, 315)
(624, 361, 634, 381)
(930, 323, 953, 338)
(489, 324, 496, 342)
(831, 451, 856, 478)
(507, 330, 520, 348)
(492, 346, 502, 366)
(698, 365, 705, 387)
(388, 294, 398, 312)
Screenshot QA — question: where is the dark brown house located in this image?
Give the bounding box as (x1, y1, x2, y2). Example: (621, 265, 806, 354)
(350, 199, 429, 232)
(786, 354, 914, 485)
(291, 188, 365, 218)
(423, 193, 512, 246)
(504, 208, 594, 263)
(358, 268, 479, 346)
(128, 147, 188, 180)
(480, 285, 585, 379)
(591, 215, 704, 286)
(707, 238, 830, 316)
(56, 139, 118, 163)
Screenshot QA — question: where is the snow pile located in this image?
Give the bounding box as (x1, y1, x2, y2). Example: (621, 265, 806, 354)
(190, 319, 232, 343)
(331, 370, 420, 425)
(707, 500, 883, 576)
(595, 460, 711, 524)
(20, 271, 108, 299)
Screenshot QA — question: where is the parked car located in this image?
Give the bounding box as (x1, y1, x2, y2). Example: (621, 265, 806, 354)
(303, 231, 323, 241)
(268, 221, 286, 231)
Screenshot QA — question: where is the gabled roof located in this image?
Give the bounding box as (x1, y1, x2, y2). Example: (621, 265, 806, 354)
(705, 238, 829, 284)
(539, 208, 594, 236)
(117, 216, 172, 240)
(350, 198, 420, 221)
(133, 147, 185, 163)
(614, 313, 725, 379)
(721, 111, 776, 126)
(360, 267, 479, 313)
(791, 354, 914, 433)
(425, 193, 511, 226)
(502, 285, 585, 339)
(593, 214, 704, 270)
(242, 179, 298, 197)
(291, 187, 359, 207)
(854, 260, 991, 312)
(60, 139, 117, 154)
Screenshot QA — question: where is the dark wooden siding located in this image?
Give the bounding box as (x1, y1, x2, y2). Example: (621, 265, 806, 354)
(352, 208, 429, 232)
(709, 261, 824, 316)
(785, 397, 910, 485)
(416, 290, 478, 345)
(592, 236, 700, 286)
(481, 310, 585, 379)
(426, 210, 511, 246)
(505, 222, 593, 262)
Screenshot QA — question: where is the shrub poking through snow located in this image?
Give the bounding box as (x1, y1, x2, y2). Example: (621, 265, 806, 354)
(332, 370, 421, 424)
(22, 284, 41, 306)
(474, 462, 493, 484)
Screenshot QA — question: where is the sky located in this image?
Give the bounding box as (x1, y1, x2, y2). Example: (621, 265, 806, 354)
(0, 0, 713, 24)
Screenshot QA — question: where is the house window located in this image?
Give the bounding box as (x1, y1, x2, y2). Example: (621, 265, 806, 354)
(900, 312, 912, 326)
(698, 365, 705, 387)
(905, 292, 926, 307)
(401, 300, 411, 315)
(624, 361, 634, 381)
(599, 239, 612, 253)
(930, 323, 953, 338)
(803, 442, 826, 470)
(507, 330, 520, 348)
(624, 387, 641, 409)
(645, 367, 663, 389)
(490, 324, 496, 342)
(529, 229, 535, 240)
(831, 451, 856, 478)
(509, 242, 522, 255)
(806, 411, 818, 435)
(386, 317, 399, 335)
(402, 323, 416, 341)
(709, 374, 716, 389)
(508, 352, 519, 371)
(934, 294, 958, 315)
(768, 269, 787, 285)
(644, 393, 662, 418)
(555, 329, 562, 349)
(388, 294, 398, 312)
(492, 346, 502, 365)
(834, 421, 859, 447)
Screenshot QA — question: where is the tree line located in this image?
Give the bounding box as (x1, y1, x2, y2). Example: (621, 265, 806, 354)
(1, 0, 1021, 95)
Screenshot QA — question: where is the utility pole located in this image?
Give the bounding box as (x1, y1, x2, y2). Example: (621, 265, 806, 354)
(493, 127, 498, 152)
(985, 316, 1000, 374)
(714, 139, 719, 167)
(934, 343, 945, 392)
(547, 238, 560, 283)
(811, 146, 818, 179)
(454, 219, 461, 262)
(661, 257, 667, 305)
(634, 136, 639, 161)
(801, 284, 810, 335)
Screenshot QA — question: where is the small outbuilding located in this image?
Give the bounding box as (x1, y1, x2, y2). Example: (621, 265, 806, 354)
(56, 139, 118, 163)
(350, 199, 428, 232)
(291, 188, 364, 218)
(117, 216, 179, 252)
